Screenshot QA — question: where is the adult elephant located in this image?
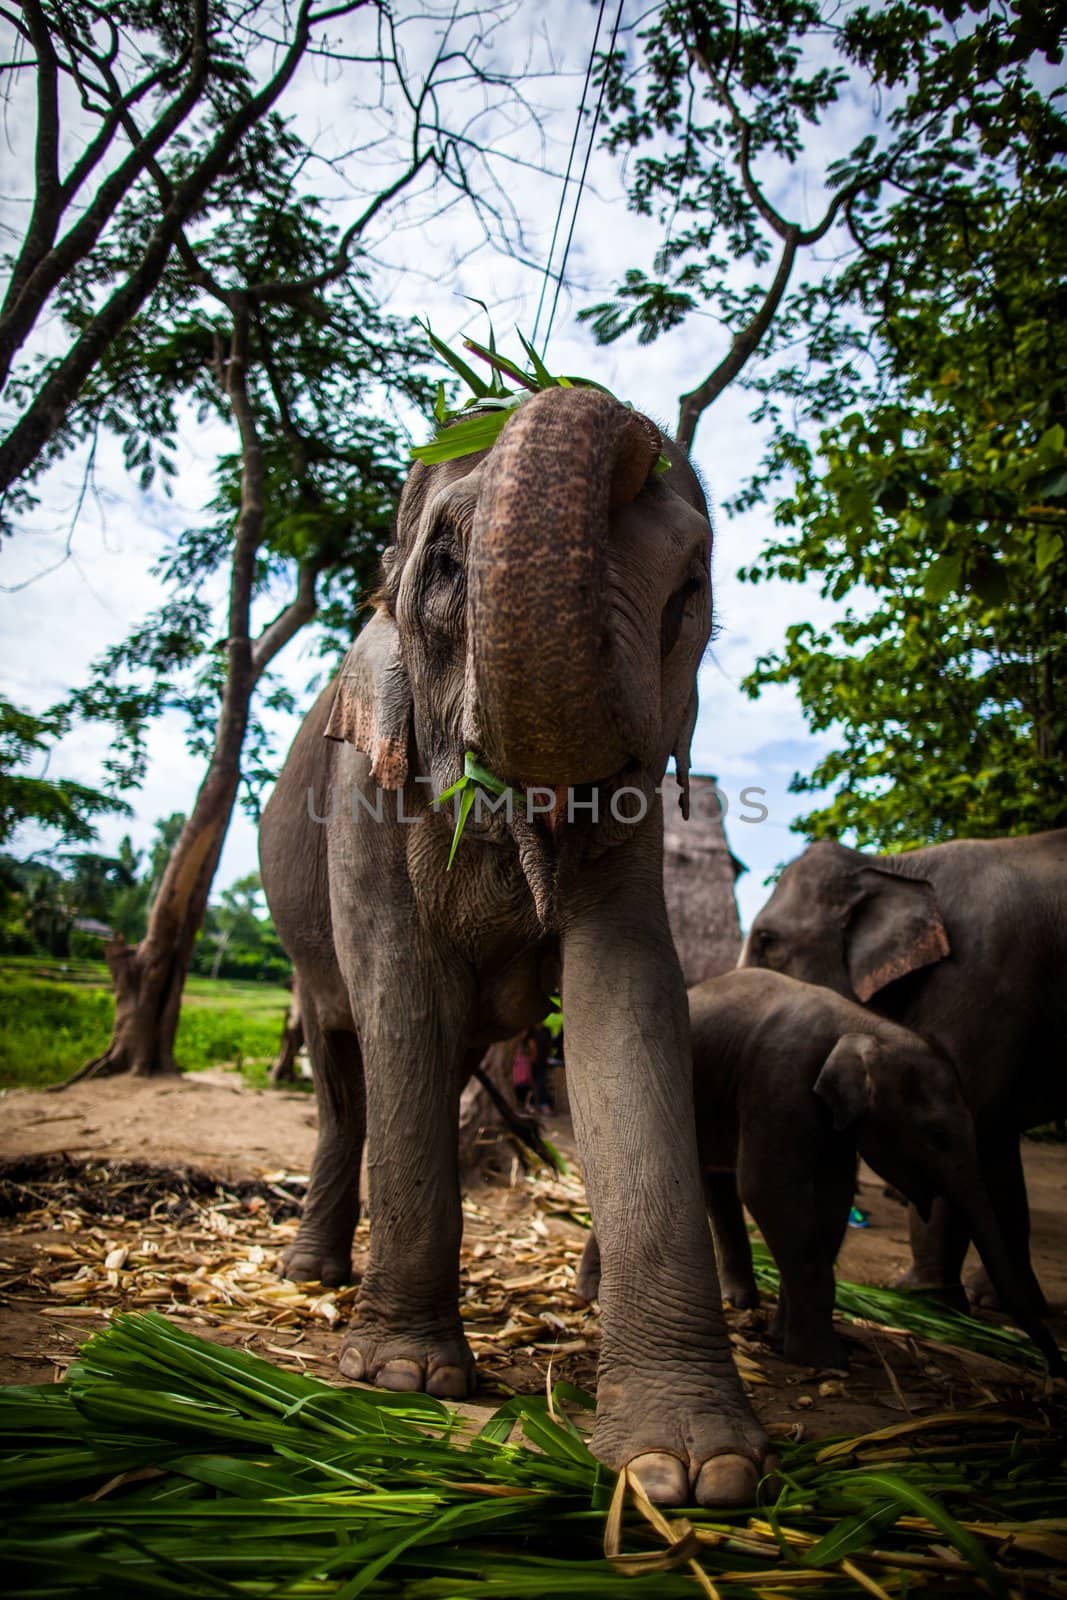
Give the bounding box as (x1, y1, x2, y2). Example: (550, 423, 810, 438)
(260, 387, 770, 1508)
(740, 833, 1067, 1308)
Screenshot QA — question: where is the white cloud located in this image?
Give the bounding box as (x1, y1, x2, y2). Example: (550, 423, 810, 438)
(1, 1, 880, 928)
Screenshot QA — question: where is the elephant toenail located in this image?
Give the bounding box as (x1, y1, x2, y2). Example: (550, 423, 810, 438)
(626, 1451, 689, 1506)
(426, 1364, 469, 1399)
(376, 1359, 423, 1392)
(338, 1347, 366, 1381)
(695, 1454, 758, 1508)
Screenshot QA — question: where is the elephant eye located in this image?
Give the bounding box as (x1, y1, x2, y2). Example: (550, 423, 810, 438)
(428, 545, 461, 585)
(660, 575, 704, 657)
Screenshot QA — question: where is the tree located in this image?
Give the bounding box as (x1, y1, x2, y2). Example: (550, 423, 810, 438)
(576, 2, 1066, 852)
(740, 182, 1067, 848)
(0, 0, 379, 509)
(0, 694, 129, 848)
(59, 115, 433, 1080)
(0, 0, 541, 523)
(196, 871, 271, 980)
(63, 842, 139, 923)
(580, 0, 1066, 450)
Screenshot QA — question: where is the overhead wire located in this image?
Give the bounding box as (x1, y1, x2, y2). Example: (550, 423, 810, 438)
(539, 0, 625, 356)
(531, 0, 610, 354)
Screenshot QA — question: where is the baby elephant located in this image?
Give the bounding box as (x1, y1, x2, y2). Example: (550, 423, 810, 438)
(577, 968, 1062, 1373)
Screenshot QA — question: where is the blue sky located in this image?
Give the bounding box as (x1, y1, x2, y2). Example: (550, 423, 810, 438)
(0, 1, 877, 927)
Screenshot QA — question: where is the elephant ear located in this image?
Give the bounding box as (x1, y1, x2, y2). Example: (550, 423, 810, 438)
(845, 868, 951, 1003)
(324, 611, 413, 790)
(671, 687, 700, 821)
(813, 1033, 879, 1131)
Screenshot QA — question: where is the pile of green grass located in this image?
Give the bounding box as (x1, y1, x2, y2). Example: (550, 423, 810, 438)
(2, 1312, 1064, 1597)
(0, 960, 290, 1087)
(749, 1241, 1055, 1371)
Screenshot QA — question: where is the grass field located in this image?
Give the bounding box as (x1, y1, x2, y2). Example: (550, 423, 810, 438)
(0, 957, 293, 1089)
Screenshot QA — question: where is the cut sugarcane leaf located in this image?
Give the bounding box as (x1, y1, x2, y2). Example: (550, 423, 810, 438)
(446, 783, 476, 869)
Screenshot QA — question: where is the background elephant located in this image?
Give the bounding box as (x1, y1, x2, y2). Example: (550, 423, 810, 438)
(577, 970, 1062, 1372)
(260, 386, 770, 1508)
(741, 832, 1067, 1310)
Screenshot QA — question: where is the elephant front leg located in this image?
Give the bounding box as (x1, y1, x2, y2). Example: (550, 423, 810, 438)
(705, 1170, 760, 1310)
(747, 1176, 848, 1371)
(561, 849, 769, 1509)
(338, 972, 476, 1400)
(280, 1016, 365, 1287)
(897, 1198, 970, 1312)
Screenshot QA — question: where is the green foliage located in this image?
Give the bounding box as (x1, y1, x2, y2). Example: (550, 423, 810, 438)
(436, 751, 513, 868)
(190, 871, 290, 982)
(0, 697, 129, 850)
(1, 1311, 1063, 1596)
(582, 0, 1066, 401)
(741, 186, 1067, 846)
(583, 3, 1066, 847)
(59, 119, 436, 811)
(0, 966, 114, 1087)
(0, 958, 290, 1087)
(412, 324, 672, 473)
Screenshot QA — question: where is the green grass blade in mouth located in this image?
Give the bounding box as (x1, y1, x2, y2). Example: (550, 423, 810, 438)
(446, 783, 476, 869)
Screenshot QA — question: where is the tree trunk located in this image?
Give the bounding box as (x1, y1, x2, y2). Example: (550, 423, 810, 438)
(73, 686, 252, 1079)
(456, 1036, 561, 1180)
(270, 979, 305, 1086)
(60, 301, 267, 1085)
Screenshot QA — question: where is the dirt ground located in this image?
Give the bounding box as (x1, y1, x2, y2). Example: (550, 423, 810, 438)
(2, 1067, 1065, 1446)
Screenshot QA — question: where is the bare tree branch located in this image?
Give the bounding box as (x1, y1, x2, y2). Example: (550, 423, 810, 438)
(251, 561, 320, 675)
(676, 225, 799, 451)
(0, 0, 351, 500)
(0, 0, 210, 389)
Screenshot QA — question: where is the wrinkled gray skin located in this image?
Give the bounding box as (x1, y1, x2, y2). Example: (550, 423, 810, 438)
(740, 834, 1067, 1311)
(575, 971, 1063, 1373)
(260, 387, 770, 1508)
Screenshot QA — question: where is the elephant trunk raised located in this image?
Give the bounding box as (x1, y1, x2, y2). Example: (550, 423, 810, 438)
(466, 387, 663, 787)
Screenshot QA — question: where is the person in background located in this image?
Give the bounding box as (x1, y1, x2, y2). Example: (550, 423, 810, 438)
(531, 1022, 555, 1115)
(512, 1031, 536, 1111)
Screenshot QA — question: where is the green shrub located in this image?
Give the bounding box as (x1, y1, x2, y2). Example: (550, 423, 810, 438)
(0, 963, 291, 1087)
(0, 971, 114, 1087)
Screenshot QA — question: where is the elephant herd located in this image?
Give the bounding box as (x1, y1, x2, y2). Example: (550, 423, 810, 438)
(260, 386, 1066, 1511)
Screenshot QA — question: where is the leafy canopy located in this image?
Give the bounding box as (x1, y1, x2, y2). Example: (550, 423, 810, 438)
(741, 183, 1067, 846)
(0, 696, 130, 851)
(61, 121, 435, 810)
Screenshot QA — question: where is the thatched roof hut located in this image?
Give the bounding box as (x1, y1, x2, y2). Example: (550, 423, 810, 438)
(661, 773, 744, 986)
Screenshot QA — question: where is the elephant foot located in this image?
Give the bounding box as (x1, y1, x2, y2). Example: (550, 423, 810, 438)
(721, 1278, 760, 1311)
(278, 1237, 354, 1287)
(338, 1319, 476, 1400)
(892, 1266, 969, 1314)
(966, 1264, 1004, 1311)
(967, 1263, 1048, 1316)
(592, 1376, 771, 1508)
(780, 1328, 849, 1371)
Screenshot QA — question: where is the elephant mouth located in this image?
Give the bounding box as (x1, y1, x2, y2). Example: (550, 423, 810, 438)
(504, 764, 652, 931)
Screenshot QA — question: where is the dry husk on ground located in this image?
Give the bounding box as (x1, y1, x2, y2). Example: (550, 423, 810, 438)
(1, 1153, 1065, 1595)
